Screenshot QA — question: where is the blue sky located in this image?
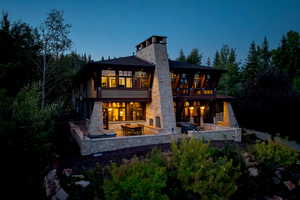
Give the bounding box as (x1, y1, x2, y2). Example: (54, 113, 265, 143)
(1, 0, 300, 64)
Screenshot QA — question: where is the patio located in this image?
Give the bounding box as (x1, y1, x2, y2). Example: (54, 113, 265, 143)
(69, 121, 241, 155)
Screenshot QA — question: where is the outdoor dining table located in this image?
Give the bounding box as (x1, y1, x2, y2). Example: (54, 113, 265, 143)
(121, 124, 144, 136)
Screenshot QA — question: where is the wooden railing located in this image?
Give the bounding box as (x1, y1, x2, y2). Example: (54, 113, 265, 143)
(98, 88, 151, 99)
(172, 88, 216, 96)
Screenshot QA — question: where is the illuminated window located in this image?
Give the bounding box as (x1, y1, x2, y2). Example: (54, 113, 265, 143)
(101, 70, 150, 88)
(103, 102, 145, 121)
(102, 70, 116, 88)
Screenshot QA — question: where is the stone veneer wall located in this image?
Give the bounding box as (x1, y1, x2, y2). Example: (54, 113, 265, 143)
(70, 122, 241, 155)
(88, 102, 103, 133)
(79, 132, 180, 156)
(188, 127, 242, 142)
(217, 102, 239, 128)
(136, 38, 176, 133)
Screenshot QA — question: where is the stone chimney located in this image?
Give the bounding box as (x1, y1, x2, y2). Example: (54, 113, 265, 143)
(136, 36, 176, 133)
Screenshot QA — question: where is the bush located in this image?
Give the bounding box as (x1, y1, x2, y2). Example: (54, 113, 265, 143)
(171, 139, 240, 200)
(103, 156, 168, 200)
(255, 140, 298, 168)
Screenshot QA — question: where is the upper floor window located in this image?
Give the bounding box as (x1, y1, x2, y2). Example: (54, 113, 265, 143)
(193, 73, 205, 88)
(101, 70, 116, 88)
(179, 74, 189, 88)
(118, 71, 132, 88)
(101, 70, 150, 89)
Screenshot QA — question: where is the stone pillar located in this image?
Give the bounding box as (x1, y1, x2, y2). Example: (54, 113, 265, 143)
(223, 102, 239, 127)
(88, 102, 103, 134)
(136, 36, 176, 133)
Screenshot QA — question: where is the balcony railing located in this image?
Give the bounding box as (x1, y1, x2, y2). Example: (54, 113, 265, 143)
(97, 88, 151, 100)
(172, 88, 216, 96)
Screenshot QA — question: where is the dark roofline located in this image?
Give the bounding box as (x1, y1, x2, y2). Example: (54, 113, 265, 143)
(94, 56, 154, 67)
(168, 60, 226, 73)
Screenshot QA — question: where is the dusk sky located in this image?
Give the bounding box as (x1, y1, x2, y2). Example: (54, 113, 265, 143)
(2, 0, 300, 64)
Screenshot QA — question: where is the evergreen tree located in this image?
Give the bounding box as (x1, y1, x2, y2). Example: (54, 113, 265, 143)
(272, 31, 300, 91)
(176, 49, 186, 62)
(243, 41, 260, 83)
(213, 45, 240, 95)
(213, 51, 222, 68)
(260, 37, 271, 70)
(206, 57, 211, 66)
(187, 48, 202, 65)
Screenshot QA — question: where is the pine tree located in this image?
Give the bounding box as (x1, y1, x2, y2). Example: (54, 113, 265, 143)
(243, 41, 260, 83)
(213, 51, 221, 68)
(176, 49, 186, 62)
(213, 45, 240, 95)
(259, 37, 271, 70)
(187, 48, 202, 65)
(207, 57, 211, 66)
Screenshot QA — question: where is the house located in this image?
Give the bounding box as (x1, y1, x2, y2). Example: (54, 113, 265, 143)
(71, 36, 240, 155)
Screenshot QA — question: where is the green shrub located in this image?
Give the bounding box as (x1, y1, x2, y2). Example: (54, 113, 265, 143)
(103, 156, 168, 200)
(255, 140, 298, 168)
(171, 139, 240, 200)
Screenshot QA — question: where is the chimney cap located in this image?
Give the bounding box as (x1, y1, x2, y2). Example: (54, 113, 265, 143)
(136, 35, 167, 51)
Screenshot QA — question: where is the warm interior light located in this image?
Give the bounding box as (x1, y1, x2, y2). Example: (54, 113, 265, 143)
(200, 106, 205, 110)
(120, 111, 124, 116)
(189, 106, 194, 110)
(108, 108, 113, 112)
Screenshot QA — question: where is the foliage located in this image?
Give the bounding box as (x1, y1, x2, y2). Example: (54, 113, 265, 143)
(0, 13, 40, 96)
(187, 48, 202, 65)
(12, 83, 61, 132)
(213, 45, 241, 96)
(272, 31, 300, 91)
(254, 140, 298, 168)
(39, 9, 72, 107)
(171, 139, 240, 200)
(176, 49, 186, 62)
(103, 156, 168, 200)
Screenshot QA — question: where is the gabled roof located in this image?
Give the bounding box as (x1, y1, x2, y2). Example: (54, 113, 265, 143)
(94, 56, 154, 67)
(168, 60, 226, 72)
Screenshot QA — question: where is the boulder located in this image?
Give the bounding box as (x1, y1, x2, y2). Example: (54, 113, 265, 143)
(283, 180, 296, 191)
(75, 180, 90, 188)
(51, 188, 69, 200)
(248, 167, 259, 177)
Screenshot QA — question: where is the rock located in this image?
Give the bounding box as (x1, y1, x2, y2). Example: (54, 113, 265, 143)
(245, 158, 257, 167)
(75, 180, 90, 188)
(62, 168, 72, 177)
(72, 175, 85, 179)
(275, 170, 282, 179)
(44, 169, 59, 197)
(46, 169, 57, 181)
(51, 188, 69, 200)
(270, 195, 283, 200)
(93, 153, 103, 157)
(283, 180, 296, 191)
(248, 167, 259, 177)
(272, 176, 281, 184)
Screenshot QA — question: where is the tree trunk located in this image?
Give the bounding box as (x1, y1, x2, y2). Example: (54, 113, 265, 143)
(42, 52, 46, 109)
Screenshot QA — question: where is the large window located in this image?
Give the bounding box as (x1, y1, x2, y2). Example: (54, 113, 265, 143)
(118, 71, 132, 88)
(101, 70, 116, 88)
(101, 70, 149, 88)
(104, 102, 145, 121)
(133, 71, 149, 88)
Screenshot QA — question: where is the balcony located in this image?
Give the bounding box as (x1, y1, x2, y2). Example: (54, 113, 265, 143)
(173, 88, 216, 99)
(97, 88, 151, 101)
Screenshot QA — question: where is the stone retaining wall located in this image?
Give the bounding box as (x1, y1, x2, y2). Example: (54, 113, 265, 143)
(188, 127, 242, 142)
(70, 122, 241, 155)
(76, 132, 179, 156)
